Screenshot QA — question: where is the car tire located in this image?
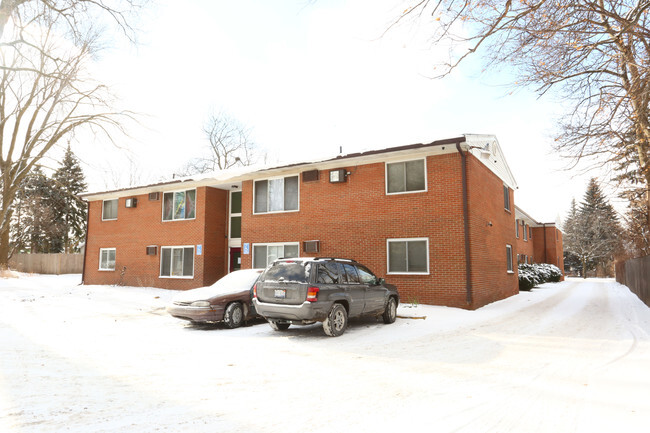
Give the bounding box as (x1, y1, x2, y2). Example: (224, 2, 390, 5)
(382, 297, 397, 324)
(269, 320, 290, 331)
(323, 303, 348, 337)
(224, 302, 244, 329)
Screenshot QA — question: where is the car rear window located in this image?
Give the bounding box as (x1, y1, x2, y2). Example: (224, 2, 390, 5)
(262, 261, 309, 283)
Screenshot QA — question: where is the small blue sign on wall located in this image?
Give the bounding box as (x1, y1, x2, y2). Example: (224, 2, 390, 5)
(197, 245, 202, 255)
(243, 243, 250, 254)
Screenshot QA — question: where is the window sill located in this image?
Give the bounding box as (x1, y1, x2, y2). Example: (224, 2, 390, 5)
(162, 217, 197, 222)
(252, 209, 300, 215)
(98, 268, 115, 271)
(386, 189, 427, 196)
(387, 272, 430, 276)
(507, 270, 515, 274)
(159, 276, 194, 279)
(101, 218, 117, 222)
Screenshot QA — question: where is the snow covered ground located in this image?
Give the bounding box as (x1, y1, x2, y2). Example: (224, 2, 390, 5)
(1, 275, 649, 433)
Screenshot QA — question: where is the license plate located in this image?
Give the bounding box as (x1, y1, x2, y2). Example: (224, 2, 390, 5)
(274, 289, 286, 299)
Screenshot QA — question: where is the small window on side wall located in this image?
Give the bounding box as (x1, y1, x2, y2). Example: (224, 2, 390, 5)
(506, 245, 513, 272)
(503, 185, 511, 212)
(102, 199, 118, 220)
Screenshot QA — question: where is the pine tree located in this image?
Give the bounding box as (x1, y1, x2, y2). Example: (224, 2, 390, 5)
(11, 167, 64, 254)
(53, 146, 88, 253)
(564, 179, 622, 277)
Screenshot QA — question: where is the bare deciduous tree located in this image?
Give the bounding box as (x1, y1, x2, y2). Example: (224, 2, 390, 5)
(0, 16, 132, 268)
(392, 1, 650, 227)
(177, 112, 257, 176)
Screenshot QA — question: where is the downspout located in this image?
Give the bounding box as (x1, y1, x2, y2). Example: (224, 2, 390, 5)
(456, 143, 473, 306)
(80, 201, 89, 285)
(542, 223, 547, 263)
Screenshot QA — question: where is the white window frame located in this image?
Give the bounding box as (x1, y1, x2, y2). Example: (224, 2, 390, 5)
(504, 185, 511, 212)
(102, 199, 118, 221)
(252, 175, 300, 215)
(99, 248, 116, 271)
(386, 237, 430, 275)
(161, 189, 197, 222)
(251, 242, 300, 269)
(515, 220, 519, 238)
(523, 223, 528, 241)
(506, 244, 514, 273)
(159, 245, 195, 279)
(385, 158, 428, 195)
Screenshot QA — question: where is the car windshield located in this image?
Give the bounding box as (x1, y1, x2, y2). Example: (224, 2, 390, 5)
(210, 270, 261, 292)
(262, 261, 309, 283)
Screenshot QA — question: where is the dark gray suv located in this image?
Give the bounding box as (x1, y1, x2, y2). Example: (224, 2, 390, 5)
(252, 258, 399, 336)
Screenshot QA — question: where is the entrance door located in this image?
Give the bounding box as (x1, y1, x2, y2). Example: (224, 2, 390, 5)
(230, 247, 242, 272)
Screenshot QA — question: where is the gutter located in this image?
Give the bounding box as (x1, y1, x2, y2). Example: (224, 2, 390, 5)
(456, 142, 473, 306)
(542, 223, 548, 263)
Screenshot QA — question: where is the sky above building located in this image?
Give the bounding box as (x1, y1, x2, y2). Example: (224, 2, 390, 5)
(74, 0, 622, 224)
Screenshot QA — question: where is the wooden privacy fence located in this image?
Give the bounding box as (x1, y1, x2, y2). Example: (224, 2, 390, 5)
(616, 255, 650, 308)
(9, 253, 84, 275)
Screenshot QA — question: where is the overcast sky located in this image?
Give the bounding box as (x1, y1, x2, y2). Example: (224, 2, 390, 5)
(73, 0, 623, 224)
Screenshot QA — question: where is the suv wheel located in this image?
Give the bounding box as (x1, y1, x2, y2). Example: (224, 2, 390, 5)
(382, 297, 397, 324)
(323, 303, 348, 337)
(269, 320, 290, 331)
(224, 302, 244, 329)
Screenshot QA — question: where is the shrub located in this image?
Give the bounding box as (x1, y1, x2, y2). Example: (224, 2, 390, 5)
(518, 263, 562, 291)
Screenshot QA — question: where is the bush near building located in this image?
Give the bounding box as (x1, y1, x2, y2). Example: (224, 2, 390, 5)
(519, 263, 563, 291)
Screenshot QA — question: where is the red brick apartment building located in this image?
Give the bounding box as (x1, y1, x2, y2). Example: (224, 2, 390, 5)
(81, 134, 563, 310)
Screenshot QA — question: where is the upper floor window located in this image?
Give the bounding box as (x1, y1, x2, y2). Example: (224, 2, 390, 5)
(102, 199, 118, 220)
(523, 224, 528, 241)
(515, 220, 520, 238)
(386, 159, 426, 194)
(163, 189, 196, 221)
(503, 185, 511, 211)
(99, 248, 116, 270)
(254, 176, 299, 214)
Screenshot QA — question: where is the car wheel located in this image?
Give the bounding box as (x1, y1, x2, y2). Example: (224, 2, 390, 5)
(224, 302, 244, 329)
(323, 303, 348, 337)
(382, 297, 397, 324)
(269, 320, 290, 331)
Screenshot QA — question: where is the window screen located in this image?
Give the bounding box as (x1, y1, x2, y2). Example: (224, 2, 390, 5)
(387, 160, 425, 193)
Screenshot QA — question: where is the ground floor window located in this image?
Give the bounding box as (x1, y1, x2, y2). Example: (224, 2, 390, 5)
(506, 245, 513, 272)
(387, 238, 429, 274)
(252, 242, 299, 269)
(99, 248, 116, 271)
(160, 246, 194, 278)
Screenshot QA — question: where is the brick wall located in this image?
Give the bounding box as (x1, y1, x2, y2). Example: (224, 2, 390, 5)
(240, 152, 515, 309)
(466, 156, 519, 308)
(532, 226, 565, 277)
(83, 186, 228, 290)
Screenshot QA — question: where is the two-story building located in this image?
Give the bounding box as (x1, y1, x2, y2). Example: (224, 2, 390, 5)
(81, 134, 563, 310)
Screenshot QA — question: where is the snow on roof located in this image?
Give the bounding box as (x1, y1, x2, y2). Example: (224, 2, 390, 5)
(82, 134, 519, 200)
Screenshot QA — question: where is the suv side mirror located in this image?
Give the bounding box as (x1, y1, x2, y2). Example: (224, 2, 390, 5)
(375, 277, 385, 286)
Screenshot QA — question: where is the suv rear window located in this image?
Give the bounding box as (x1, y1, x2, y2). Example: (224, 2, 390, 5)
(262, 261, 309, 283)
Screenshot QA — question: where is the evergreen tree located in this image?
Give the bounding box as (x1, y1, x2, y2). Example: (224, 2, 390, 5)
(53, 146, 88, 253)
(564, 179, 622, 278)
(11, 167, 64, 254)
